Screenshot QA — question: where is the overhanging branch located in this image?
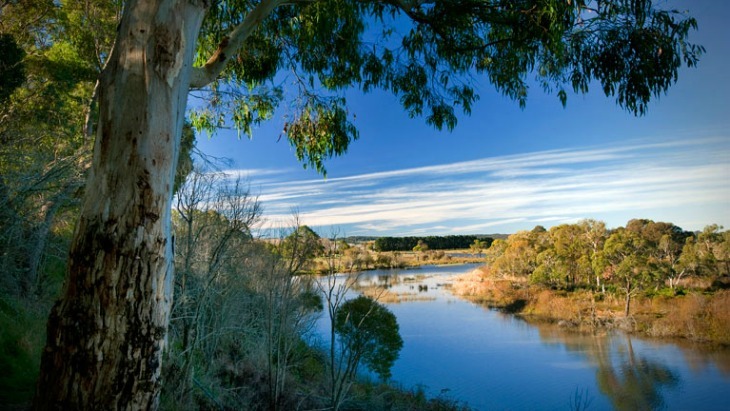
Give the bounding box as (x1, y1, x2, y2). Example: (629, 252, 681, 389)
(190, 0, 288, 89)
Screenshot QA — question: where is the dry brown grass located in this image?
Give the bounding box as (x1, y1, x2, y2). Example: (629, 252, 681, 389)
(452, 267, 515, 306)
(307, 249, 483, 274)
(677, 276, 715, 289)
(359, 287, 436, 304)
(451, 267, 730, 345)
(531, 290, 580, 320)
(645, 290, 730, 344)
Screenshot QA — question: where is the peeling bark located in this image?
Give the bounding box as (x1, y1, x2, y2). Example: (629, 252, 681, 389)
(33, 0, 288, 405)
(34, 1, 205, 408)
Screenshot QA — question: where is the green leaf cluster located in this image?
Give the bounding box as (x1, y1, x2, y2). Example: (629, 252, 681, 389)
(190, 0, 704, 174)
(0, 0, 114, 301)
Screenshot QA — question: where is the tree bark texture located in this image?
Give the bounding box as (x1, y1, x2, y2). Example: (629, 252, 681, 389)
(35, 1, 205, 409)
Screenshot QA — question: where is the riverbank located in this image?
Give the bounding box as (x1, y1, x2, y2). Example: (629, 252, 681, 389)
(451, 266, 730, 346)
(315, 264, 730, 410)
(305, 249, 484, 275)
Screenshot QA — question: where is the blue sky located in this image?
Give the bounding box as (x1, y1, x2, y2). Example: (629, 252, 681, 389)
(195, 0, 730, 236)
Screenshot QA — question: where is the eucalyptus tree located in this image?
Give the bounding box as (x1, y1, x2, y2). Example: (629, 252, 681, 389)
(413, 239, 429, 260)
(493, 229, 544, 277)
(0, 1, 125, 301)
(696, 224, 726, 276)
(597, 226, 656, 318)
(543, 223, 593, 289)
(579, 219, 608, 291)
(34, 0, 703, 408)
(253, 217, 325, 410)
(470, 238, 488, 255)
(716, 229, 730, 277)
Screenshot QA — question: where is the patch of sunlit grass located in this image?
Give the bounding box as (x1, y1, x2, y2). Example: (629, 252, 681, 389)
(359, 287, 435, 304)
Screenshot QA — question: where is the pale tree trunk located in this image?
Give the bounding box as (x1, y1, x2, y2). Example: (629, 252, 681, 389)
(668, 268, 686, 289)
(34, 1, 205, 409)
(624, 279, 633, 318)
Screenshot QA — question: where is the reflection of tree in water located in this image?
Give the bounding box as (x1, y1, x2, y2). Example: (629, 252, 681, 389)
(534, 325, 680, 410)
(677, 342, 730, 377)
(348, 273, 441, 303)
(595, 336, 679, 410)
(349, 273, 399, 291)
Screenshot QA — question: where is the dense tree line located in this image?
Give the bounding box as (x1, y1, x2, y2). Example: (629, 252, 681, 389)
(374, 235, 493, 252)
(485, 219, 729, 316)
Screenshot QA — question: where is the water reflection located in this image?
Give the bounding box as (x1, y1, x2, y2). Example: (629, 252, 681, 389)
(673, 340, 730, 377)
(536, 325, 679, 410)
(596, 337, 678, 410)
(348, 268, 456, 303)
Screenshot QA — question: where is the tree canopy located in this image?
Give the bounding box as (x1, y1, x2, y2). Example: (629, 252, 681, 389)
(188, 0, 703, 173)
(0, 33, 25, 103)
(484, 219, 728, 315)
(280, 224, 325, 272)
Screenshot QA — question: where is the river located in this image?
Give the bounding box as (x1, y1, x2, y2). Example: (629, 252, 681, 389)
(313, 264, 730, 410)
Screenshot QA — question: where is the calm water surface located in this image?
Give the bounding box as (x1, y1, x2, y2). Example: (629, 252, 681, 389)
(314, 264, 730, 410)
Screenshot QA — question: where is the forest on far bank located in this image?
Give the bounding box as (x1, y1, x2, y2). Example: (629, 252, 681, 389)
(482, 219, 728, 295)
(372, 235, 493, 252)
(451, 219, 730, 344)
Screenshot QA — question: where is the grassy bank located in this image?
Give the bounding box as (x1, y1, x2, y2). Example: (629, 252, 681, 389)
(451, 266, 730, 346)
(305, 249, 484, 275)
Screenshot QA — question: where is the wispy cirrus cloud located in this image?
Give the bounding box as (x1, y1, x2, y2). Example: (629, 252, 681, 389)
(228, 136, 730, 235)
(220, 168, 290, 183)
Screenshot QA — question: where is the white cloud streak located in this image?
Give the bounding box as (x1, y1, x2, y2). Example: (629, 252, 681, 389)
(233, 137, 730, 235)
